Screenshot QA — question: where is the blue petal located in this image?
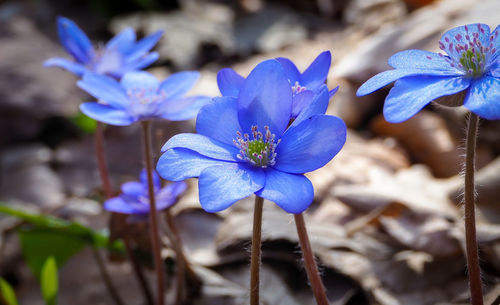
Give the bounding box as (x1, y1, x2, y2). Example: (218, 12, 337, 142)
(120, 52, 159, 76)
(161, 133, 239, 162)
(161, 96, 212, 121)
(44, 58, 87, 76)
(291, 90, 314, 118)
(301, 51, 331, 88)
(80, 103, 134, 126)
(139, 169, 161, 191)
(124, 30, 163, 62)
(104, 197, 138, 214)
(106, 28, 136, 53)
(198, 163, 265, 212)
(77, 73, 129, 109)
(329, 85, 339, 98)
(157, 148, 228, 181)
(159, 71, 200, 100)
(464, 76, 500, 120)
(290, 85, 330, 128)
(156, 182, 187, 210)
(440, 23, 490, 59)
(217, 68, 245, 97)
(120, 71, 159, 92)
(121, 181, 145, 196)
(356, 68, 463, 96)
(196, 96, 240, 145)
(384, 75, 471, 123)
(388, 50, 461, 73)
(275, 57, 301, 84)
(238, 59, 292, 137)
(491, 25, 500, 62)
(274, 114, 346, 174)
(57, 16, 94, 64)
(256, 169, 313, 214)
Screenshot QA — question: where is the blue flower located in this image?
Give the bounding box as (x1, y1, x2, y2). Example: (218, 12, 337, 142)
(156, 60, 346, 214)
(44, 16, 162, 78)
(104, 169, 187, 217)
(77, 70, 211, 125)
(357, 23, 500, 122)
(217, 51, 339, 118)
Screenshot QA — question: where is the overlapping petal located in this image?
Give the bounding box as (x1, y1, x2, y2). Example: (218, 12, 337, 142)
(161, 96, 212, 121)
(43, 58, 87, 76)
(301, 50, 331, 88)
(156, 182, 187, 210)
(196, 96, 241, 145)
(275, 57, 301, 84)
(106, 28, 136, 52)
(57, 16, 94, 64)
(124, 30, 163, 62)
(80, 103, 134, 126)
(291, 85, 330, 128)
(440, 23, 490, 59)
(120, 71, 159, 92)
(388, 50, 461, 72)
(77, 73, 129, 108)
(159, 71, 200, 100)
(217, 68, 245, 97)
(161, 133, 239, 162)
(104, 197, 138, 214)
(464, 76, 500, 120)
(121, 181, 144, 196)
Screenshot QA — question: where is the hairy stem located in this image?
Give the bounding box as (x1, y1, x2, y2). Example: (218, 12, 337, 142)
(90, 246, 125, 305)
(141, 121, 165, 305)
(250, 196, 264, 305)
(294, 213, 329, 305)
(464, 113, 484, 305)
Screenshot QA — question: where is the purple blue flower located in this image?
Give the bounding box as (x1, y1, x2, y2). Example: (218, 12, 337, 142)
(357, 23, 500, 122)
(77, 70, 211, 125)
(44, 16, 162, 78)
(217, 51, 339, 118)
(156, 59, 346, 214)
(104, 170, 187, 217)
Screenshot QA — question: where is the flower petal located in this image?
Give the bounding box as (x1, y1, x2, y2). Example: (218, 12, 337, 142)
(156, 182, 187, 210)
(256, 169, 313, 214)
(198, 163, 265, 212)
(77, 73, 129, 108)
(440, 23, 490, 59)
(161, 96, 212, 121)
(159, 71, 200, 100)
(106, 28, 136, 52)
(120, 71, 159, 92)
(274, 114, 346, 174)
(57, 16, 94, 64)
(290, 85, 329, 128)
(217, 68, 245, 97)
(275, 57, 301, 84)
(464, 76, 500, 120)
(491, 25, 500, 62)
(238, 59, 292, 137)
(139, 169, 161, 191)
(357, 68, 464, 96)
(161, 133, 239, 162)
(80, 103, 134, 126)
(329, 85, 339, 98)
(388, 50, 461, 72)
(291, 90, 314, 118)
(195, 96, 240, 145)
(43, 58, 87, 76)
(384, 75, 471, 123)
(121, 52, 159, 75)
(301, 50, 331, 88)
(157, 148, 229, 181)
(124, 30, 163, 62)
(104, 197, 138, 214)
(121, 181, 145, 196)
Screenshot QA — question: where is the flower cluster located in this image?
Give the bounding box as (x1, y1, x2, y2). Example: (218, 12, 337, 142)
(357, 23, 500, 122)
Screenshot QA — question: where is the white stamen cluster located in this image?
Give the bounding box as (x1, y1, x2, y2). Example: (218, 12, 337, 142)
(233, 125, 280, 168)
(291, 81, 307, 95)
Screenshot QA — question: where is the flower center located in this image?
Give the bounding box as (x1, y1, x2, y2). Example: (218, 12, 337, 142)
(234, 126, 280, 168)
(126, 88, 167, 117)
(291, 81, 307, 95)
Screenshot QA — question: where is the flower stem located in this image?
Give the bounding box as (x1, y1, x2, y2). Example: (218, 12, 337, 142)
(90, 246, 125, 305)
(94, 122, 153, 305)
(464, 112, 484, 305)
(165, 210, 187, 305)
(250, 195, 264, 305)
(141, 120, 165, 305)
(294, 213, 329, 305)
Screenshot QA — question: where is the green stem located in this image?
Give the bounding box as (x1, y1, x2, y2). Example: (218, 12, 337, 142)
(141, 121, 165, 305)
(250, 196, 264, 305)
(464, 113, 484, 305)
(294, 213, 329, 305)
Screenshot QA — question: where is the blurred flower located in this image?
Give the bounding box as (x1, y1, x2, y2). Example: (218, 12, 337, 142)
(217, 51, 339, 118)
(44, 16, 162, 78)
(78, 71, 211, 125)
(157, 60, 346, 214)
(357, 23, 500, 122)
(104, 169, 187, 217)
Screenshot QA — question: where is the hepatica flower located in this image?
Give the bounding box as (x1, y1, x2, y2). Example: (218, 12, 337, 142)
(157, 60, 346, 214)
(217, 51, 339, 118)
(357, 23, 500, 122)
(104, 169, 186, 217)
(78, 70, 211, 125)
(45, 16, 162, 78)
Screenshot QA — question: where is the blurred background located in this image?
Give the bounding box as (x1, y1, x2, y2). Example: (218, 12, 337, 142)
(1, 0, 500, 304)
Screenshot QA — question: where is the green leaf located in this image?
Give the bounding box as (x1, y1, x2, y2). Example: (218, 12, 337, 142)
(19, 229, 86, 279)
(40, 257, 58, 305)
(71, 112, 97, 134)
(0, 278, 18, 305)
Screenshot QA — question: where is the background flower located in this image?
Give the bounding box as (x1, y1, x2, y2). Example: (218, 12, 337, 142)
(44, 16, 162, 78)
(357, 23, 500, 122)
(78, 70, 211, 125)
(157, 59, 346, 214)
